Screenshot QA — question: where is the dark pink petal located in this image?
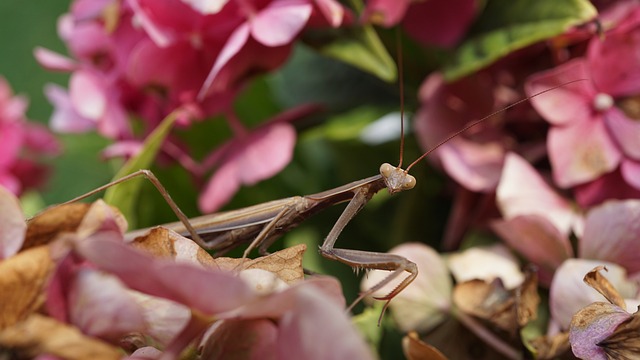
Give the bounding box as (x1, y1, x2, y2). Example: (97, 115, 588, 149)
(70, 0, 112, 19)
(403, 0, 477, 47)
(23, 123, 62, 155)
(44, 84, 96, 133)
(128, 0, 202, 47)
(0, 121, 24, 168)
(69, 268, 146, 340)
(588, 15, 640, 97)
(199, 122, 296, 212)
(492, 215, 572, 285)
(313, 0, 346, 27)
(0, 185, 25, 259)
(549, 259, 637, 330)
(575, 167, 640, 207)
(497, 152, 578, 235)
(579, 200, 640, 274)
(361, 0, 412, 27)
(201, 319, 278, 360)
(621, 159, 640, 190)
(0, 78, 28, 120)
(526, 59, 597, 126)
(251, 0, 312, 47)
(570, 302, 630, 360)
(547, 115, 621, 187)
(33, 47, 77, 72)
(604, 107, 640, 160)
(438, 138, 505, 192)
(76, 238, 255, 315)
(277, 284, 374, 360)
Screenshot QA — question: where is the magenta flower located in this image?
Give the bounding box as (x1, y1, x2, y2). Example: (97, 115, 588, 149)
(526, 6, 640, 206)
(0, 77, 59, 195)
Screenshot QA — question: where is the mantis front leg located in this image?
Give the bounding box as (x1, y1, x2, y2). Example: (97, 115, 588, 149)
(319, 187, 418, 314)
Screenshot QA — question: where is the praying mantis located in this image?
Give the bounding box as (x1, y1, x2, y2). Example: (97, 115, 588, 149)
(57, 80, 579, 312)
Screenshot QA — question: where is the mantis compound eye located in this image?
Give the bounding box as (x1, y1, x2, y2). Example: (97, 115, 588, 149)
(379, 163, 394, 177)
(402, 175, 416, 190)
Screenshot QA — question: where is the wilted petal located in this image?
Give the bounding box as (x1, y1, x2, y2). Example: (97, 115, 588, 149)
(76, 238, 255, 315)
(69, 269, 146, 340)
(251, 0, 312, 47)
(492, 215, 572, 285)
(200, 319, 278, 360)
(548, 115, 621, 187)
(549, 259, 638, 330)
(579, 200, 640, 274)
(570, 302, 630, 360)
(526, 59, 597, 126)
(0, 185, 25, 259)
(129, 292, 191, 346)
(497, 152, 578, 234)
(361, 243, 452, 333)
(447, 244, 524, 289)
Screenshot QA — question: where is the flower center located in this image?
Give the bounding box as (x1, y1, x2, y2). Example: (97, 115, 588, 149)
(616, 94, 640, 120)
(593, 93, 614, 112)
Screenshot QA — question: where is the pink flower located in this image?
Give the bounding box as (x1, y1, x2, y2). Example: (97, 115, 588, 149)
(526, 6, 640, 206)
(0, 77, 60, 195)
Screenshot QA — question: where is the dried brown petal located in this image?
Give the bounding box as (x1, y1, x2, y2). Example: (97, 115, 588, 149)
(131, 227, 217, 268)
(403, 331, 448, 360)
(584, 266, 626, 309)
(0, 246, 54, 329)
(0, 314, 121, 360)
(214, 244, 306, 284)
(529, 332, 570, 359)
(453, 270, 539, 334)
(24, 203, 91, 249)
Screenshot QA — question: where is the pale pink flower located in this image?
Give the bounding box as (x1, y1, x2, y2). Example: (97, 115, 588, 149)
(526, 6, 640, 206)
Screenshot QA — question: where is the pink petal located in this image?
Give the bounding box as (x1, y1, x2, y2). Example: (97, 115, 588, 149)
(402, 0, 477, 47)
(101, 140, 143, 159)
(181, 0, 229, 14)
(526, 59, 597, 126)
(588, 17, 640, 96)
(621, 158, 640, 190)
(33, 47, 77, 72)
(438, 138, 505, 192)
(69, 71, 107, 120)
(575, 167, 640, 207)
(497, 152, 578, 234)
(69, 268, 146, 340)
(492, 216, 572, 285)
(361, 243, 451, 333)
(361, 0, 412, 27)
(550, 259, 637, 330)
(199, 122, 296, 212)
(277, 284, 374, 360)
(251, 0, 312, 47)
(579, 200, 640, 274)
(23, 123, 61, 155)
(129, 292, 191, 346)
(0, 121, 24, 168)
(548, 115, 621, 187)
(76, 238, 255, 315)
(128, 0, 202, 47)
(570, 302, 630, 360)
(0, 174, 20, 195)
(604, 107, 640, 160)
(44, 84, 96, 133)
(0, 185, 25, 259)
(199, 23, 250, 99)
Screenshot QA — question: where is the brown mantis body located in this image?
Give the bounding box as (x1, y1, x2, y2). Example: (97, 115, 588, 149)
(58, 79, 583, 311)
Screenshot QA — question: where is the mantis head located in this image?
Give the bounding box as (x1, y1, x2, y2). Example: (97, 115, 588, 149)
(380, 163, 416, 194)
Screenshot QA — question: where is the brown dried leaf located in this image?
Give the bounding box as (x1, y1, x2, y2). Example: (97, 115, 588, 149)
(453, 270, 539, 334)
(529, 332, 570, 359)
(403, 331, 448, 360)
(24, 203, 91, 249)
(584, 266, 626, 309)
(0, 314, 121, 360)
(600, 311, 640, 359)
(213, 244, 306, 284)
(0, 246, 54, 329)
(131, 227, 217, 268)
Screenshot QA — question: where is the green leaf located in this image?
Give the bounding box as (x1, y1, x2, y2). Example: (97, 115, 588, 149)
(444, 0, 598, 80)
(353, 303, 386, 353)
(104, 112, 179, 227)
(315, 25, 397, 83)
